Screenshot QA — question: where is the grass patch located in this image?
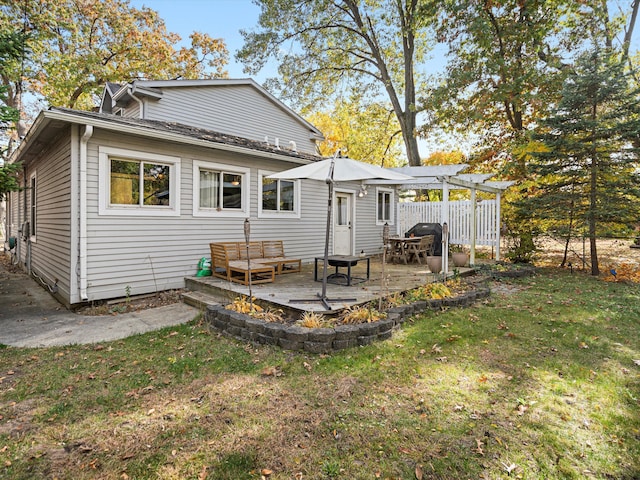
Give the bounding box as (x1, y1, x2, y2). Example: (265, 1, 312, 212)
(0, 268, 639, 479)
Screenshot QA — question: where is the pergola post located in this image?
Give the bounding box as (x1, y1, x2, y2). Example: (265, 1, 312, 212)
(442, 179, 450, 274)
(495, 191, 502, 261)
(470, 188, 477, 266)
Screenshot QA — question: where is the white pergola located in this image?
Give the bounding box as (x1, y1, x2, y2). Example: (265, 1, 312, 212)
(366, 164, 514, 271)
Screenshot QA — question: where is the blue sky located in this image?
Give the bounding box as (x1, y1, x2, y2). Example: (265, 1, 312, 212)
(131, 0, 266, 80)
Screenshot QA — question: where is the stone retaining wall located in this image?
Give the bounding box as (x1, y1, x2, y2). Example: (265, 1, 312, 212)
(205, 286, 491, 353)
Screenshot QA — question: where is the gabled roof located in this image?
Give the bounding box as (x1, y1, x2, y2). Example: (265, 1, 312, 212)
(98, 78, 324, 141)
(12, 107, 324, 166)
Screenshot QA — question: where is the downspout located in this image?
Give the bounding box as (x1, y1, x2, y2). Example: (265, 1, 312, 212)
(21, 166, 27, 270)
(79, 125, 93, 301)
(129, 86, 144, 119)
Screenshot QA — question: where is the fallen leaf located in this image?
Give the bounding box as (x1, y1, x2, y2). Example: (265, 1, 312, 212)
(261, 366, 278, 376)
(502, 462, 517, 474)
(478, 374, 488, 383)
(303, 362, 312, 372)
(475, 438, 485, 456)
(579, 342, 589, 349)
(415, 464, 423, 479)
(199, 465, 208, 480)
(261, 468, 273, 476)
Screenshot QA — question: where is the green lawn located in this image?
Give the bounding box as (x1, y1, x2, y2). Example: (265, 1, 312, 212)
(1, 268, 638, 479)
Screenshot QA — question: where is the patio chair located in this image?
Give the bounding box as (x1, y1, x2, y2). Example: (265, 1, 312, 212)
(406, 235, 435, 264)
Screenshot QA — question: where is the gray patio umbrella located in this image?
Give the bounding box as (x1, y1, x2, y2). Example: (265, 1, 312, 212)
(267, 152, 413, 309)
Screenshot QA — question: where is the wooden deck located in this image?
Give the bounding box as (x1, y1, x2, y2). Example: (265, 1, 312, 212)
(185, 256, 472, 315)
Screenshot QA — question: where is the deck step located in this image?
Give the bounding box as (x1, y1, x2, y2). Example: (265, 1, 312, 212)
(182, 290, 221, 310)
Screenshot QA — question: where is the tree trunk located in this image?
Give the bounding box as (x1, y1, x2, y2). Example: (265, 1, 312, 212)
(589, 104, 599, 276)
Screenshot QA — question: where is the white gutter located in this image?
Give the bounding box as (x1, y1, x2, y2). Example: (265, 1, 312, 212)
(42, 109, 311, 166)
(79, 125, 93, 300)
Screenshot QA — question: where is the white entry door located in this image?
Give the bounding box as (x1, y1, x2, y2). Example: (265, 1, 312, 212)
(333, 192, 353, 255)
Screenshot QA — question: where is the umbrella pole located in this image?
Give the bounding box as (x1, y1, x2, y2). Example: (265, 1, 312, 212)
(318, 174, 333, 309)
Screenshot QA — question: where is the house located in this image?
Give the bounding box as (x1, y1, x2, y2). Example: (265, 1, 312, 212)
(3, 79, 401, 307)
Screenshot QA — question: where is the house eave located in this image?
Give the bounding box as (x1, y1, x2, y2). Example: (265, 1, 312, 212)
(13, 109, 318, 167)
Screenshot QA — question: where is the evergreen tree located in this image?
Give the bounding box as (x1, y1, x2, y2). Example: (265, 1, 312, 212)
(521, 47, 640, 275)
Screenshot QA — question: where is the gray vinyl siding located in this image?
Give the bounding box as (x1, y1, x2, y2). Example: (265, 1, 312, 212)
(121, 102, 140, 118)
(354, 192, 387, 257)
(143, 85, 319, 155)
(24, 131, 73, 302)
(82, 129, 334, 302)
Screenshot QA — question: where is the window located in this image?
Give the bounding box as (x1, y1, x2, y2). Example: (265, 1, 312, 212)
(377, 188, 393, 224)
(99, 147, 180, 216)
(30, 173, 36, 237)
(258, 170, 300, 218)
(193, 161, 249, 217)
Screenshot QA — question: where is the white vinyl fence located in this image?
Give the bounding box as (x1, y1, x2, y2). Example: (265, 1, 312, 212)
(397, 200, 499, 248)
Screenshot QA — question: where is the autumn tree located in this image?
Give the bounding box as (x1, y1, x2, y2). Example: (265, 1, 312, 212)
(238, 0, 438, 167)
(519, 47, 640, 275)
(306, 99, 403, 167)
(0, 0, 228, 111)
(425, 0, 581, 177)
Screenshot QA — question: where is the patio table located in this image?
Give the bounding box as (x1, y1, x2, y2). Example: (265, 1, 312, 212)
(387, 237, 422, 264)
(314, 255, 371, 286)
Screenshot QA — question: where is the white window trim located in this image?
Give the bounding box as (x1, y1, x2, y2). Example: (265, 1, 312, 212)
(257, 169, 301, 219)
(192, 160, 250, 218)
(376, 187, 394, 225)
(29, 171, 37, 243)
(99, 146, 181, 217)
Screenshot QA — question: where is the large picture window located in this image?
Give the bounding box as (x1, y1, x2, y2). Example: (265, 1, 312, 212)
(99, 147, 180, 216)
(258, 170, 300, 218)
(377, 188, 393, 224)
(193, 161, 249, 217)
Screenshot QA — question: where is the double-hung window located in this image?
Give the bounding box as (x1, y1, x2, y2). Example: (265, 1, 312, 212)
(258, 170, 300, 218)
(193, 161, 249, 217)
(376, 188, 393, 224)
(99, 146, 180, 216)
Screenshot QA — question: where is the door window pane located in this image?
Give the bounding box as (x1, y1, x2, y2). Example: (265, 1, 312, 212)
(337, 195, 348, 225)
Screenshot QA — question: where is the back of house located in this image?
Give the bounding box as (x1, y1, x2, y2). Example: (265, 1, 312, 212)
(3, 79, 398, 307)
